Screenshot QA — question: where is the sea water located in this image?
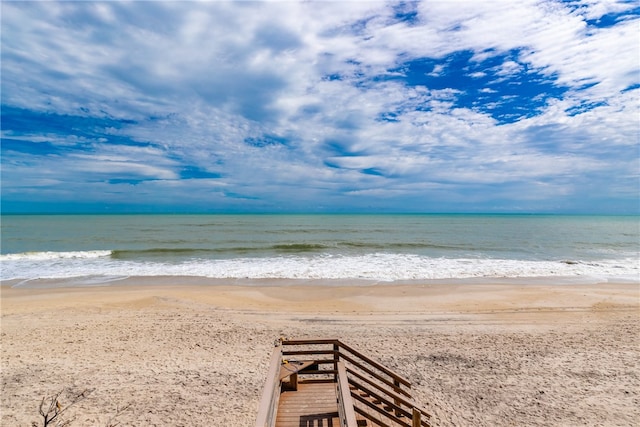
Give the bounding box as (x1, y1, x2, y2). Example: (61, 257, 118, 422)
(1, 214, 638, 284)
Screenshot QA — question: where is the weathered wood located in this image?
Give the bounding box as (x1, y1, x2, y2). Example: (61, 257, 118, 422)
(280, 338, 339, 346)
(352, 391, 414, 427)
(255, 346, 283, 427)
(282, 349, 337, 357)
(337, 362, 358, 427)
(340, 352, 411, 397)
(276, 383, 339, 427)
(295, 368, 338, 376)
(258, 339, 431, 427)
(279, 360, 315, 380)
(353, 405, 391, 427)
(347, 368, 431, 420)
(394, 379, 402, 417)
(283, 339, 411, 387)
(337, 340, 411, 387)
(346, 366, 412, 400)
(349, 377, 414, 421)
(279, 360, 315, 391)
(413, 408, 421, 427)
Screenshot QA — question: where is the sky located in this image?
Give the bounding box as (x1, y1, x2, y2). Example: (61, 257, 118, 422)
(1, 0, 639, 214)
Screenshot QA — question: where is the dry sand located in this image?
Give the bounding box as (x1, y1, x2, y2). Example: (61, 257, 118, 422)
(1, 279, 638, 426)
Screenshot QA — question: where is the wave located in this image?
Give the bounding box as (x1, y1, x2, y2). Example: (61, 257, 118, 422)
(102, 242, 472, 258)
(111, 248, 216, 259)
(270, 243, 330, 252)
(0, 250, 112, 261)
(386, 242, 471, 250)
(111, 245, 332, 258)
(1, 251, 638, 283)
(0, 237, 502, 265)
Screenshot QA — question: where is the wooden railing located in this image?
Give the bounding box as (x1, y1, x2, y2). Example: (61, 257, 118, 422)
(281, 339, 432, 427)
(336, 361, 358, 427)
(255, 346, 283, 427)
(256, 338, 432, 427)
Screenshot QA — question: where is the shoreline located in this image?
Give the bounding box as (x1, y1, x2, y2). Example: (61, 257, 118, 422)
(3, 272, 637, 289)
(2, 280, 638, 426)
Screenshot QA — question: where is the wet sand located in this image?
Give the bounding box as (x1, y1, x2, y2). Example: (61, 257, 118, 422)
(1, 280, 638, 426)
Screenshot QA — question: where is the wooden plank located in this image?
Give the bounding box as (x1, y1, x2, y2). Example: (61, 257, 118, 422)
(347, 369, 430, 420)
(337, 362, 358, 427)
(275, 383, 340, 427)
(276, 414, 340, 427)
(279, 360, 315, 380)
(346, 367, 411, 400)
(348, 370, 431, 423)
(262, 339, 430, 427)
(282, 349, 337, 357)
(282, 338, 339, 346)
(341, 353, 411, 398)
(412, 408, 421, 427)
(337, 341, 411, 387)
(353, 390, 387, 427)
(354, 405, 390, 427)
(256, 346, 283, 427)
(279, 360, 315, 391)
(352, 393, 409, 427)
(281, 338, 411, 386)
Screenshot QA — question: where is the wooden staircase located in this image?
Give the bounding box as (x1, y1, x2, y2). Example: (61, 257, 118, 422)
(255, 338, 432, 427)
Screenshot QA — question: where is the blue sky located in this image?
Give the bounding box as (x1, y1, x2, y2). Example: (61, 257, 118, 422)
(1, 0, 639, 214)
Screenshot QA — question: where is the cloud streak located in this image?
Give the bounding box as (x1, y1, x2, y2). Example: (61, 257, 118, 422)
(1, 0, 638, 213)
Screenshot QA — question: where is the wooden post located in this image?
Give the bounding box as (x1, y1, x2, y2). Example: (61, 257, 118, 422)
(255, 346, 283, 427)
(394, 379, 402, 417)
(333, 341, 340, 381)
(336, 362, 358, 427)
(412, 407, 421, 427)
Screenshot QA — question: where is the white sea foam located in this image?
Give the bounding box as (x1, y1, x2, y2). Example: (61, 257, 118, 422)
(0, 250, 112, 261)
(1, 251, 638, 283)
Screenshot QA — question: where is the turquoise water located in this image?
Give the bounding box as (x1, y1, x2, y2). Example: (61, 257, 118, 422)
(1, 214, 638, 282)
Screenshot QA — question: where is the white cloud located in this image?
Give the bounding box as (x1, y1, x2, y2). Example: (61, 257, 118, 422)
(1, 0, 638, 212)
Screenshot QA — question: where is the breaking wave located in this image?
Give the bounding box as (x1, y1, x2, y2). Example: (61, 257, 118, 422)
(1, 251, 637, 283)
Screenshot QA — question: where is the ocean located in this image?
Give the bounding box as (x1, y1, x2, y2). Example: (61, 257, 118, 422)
(1, 214, 638, 285)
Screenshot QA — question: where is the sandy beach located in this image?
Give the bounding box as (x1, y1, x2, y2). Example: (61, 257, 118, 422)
(1, 279, 638, 426)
